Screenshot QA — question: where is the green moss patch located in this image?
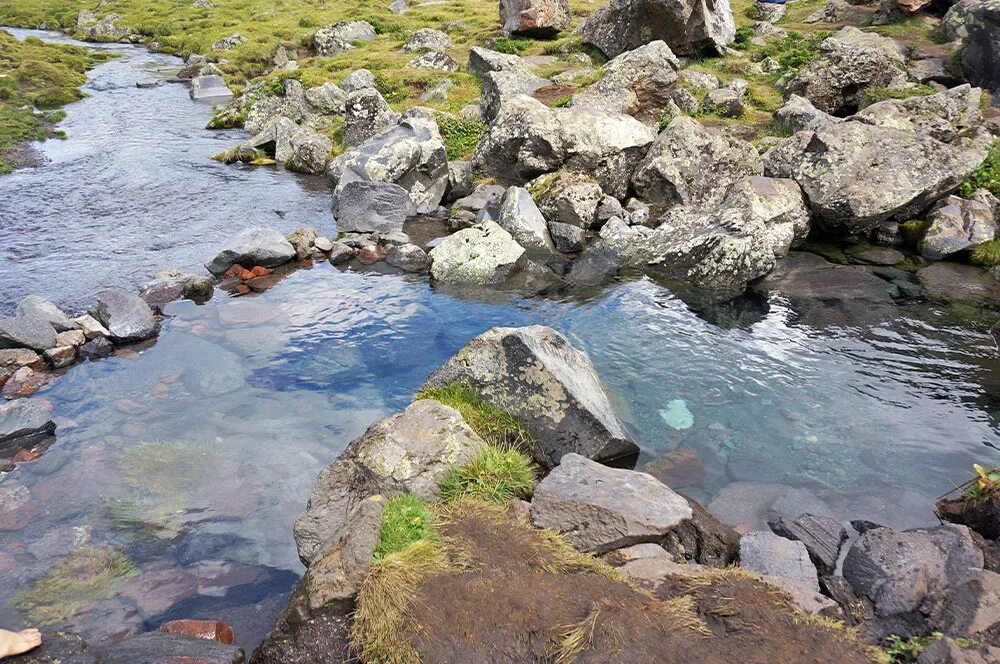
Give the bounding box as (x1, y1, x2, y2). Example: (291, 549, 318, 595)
(14, 546, 138, 624)
(437, 114, 484, 161)
(374, 494, 434, 563)
(438, 444, 536, 505)
(970, 240, 1000, 268)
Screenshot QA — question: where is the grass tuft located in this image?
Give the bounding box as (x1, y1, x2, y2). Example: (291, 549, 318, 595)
(438, 443, 536, 505)
(437, 114, 484, 161)
(374, 494, 434, 563)
(417, 382, 537, 452)
(970, 241, 1000, 268)
(960, 140, 1000, 198)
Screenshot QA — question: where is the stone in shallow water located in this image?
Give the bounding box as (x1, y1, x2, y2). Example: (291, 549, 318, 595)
(0, 315, 57, 351)
(0, 367, 50, 399)
(530, 452, 693, 554)
(205, 225, 297, 276)
(660, 399, 693, 430)
(17, 295, 78, 332)
(99, 631, 243, 663)
(0, 398, 54, 446)
(92, 289, 160, 343)
(768, 512, 848, 577)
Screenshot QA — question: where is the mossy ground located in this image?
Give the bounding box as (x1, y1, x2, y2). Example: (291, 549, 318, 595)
(0, 30, 113, 172)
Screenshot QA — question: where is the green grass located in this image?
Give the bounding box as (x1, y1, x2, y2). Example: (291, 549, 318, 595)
(417, 382, 537, 452)
(864, 84, 935, 105)
(0, 30, 113, 172)
(437, 114, 484, 160)
(884, 633, 941, 663)
(970, 240, 1000, 268)
(490, 36, 533, 55)
(438, 444, 536, 505)
(374, 494, 434, 563)
(960, 140, 1000, 198)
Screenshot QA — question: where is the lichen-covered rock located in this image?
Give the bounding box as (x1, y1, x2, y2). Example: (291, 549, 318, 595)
(401, 27, 452, 53)
(473, 95, 656, 199)
(774, 94, 842, 133)
(921, 194, 997, 260)
(959, 0, 1000, 102)
(854, 85, 984, 144)
(582, 0, 736, 58)
(764, 121, 988, 236)
(386, 243, 429, 272)
(303, 81, 348, 115)
(205, 225, 297, 275)
(939, 0, 977, 41)
(530, 453, 693, 553)
(139, 270, 214, 305)
(405, 51, 460, 72)
(245, 117, 332, 174)
(549, 222, 587, 252)
(570, 41, 680, 126)
(496, 186, 556, 252)
(421, 325, 639, 467)
(341, 68, 377, 93)
(467, 46, 528, 76)
(501, 0, 571, 36)
(429, 220, 527, 285)
(312, 21, 376, 56)
(528, 171, 604, 229)
(702, 87, 743, 117)
(211, 32, 245, 50)
(480, 69, 552, 123)
(721, 176, 810, 258)
(632, 116, 763, 209)
(785, 27, 907, 115)
(293, 399, 486, 563)
(842, 524, 985, 638)
(16, 296, 77, 333)
(342, 88, 401, 147)
(92, 290, 159, 343)
(330, 115, 448, 218)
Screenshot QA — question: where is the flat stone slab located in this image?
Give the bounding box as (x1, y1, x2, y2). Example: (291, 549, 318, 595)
(0, 316, 57, 351)
(530, 452, 693, 554)
(0, 398, 55, 447)
(98, 631, 244, 663)
(740, 530, 820, 591)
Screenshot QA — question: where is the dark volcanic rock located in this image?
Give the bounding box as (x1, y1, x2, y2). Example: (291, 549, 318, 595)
(95, 631, 244, 663)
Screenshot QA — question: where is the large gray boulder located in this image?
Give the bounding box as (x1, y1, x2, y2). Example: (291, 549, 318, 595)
(473, 95, 656, 199)
(293, 399, 486, 564)
(740, 531, 820, 591)
(960, 0, 1000, 102)
(312, 21, 376, 56)
(528, 171, 604, 229)
(496, 186, 556, 252)
(421, 325, 639, 467)
(329, 115, 449, 220)
(570, 40, 680, 126)
(720, 175, 810, 258)
(189, 74, 233, 102)
(16, 296, 77, 333)
(480, 69, 552, 123)
(205, 225, 297, 275)
(939, 0, 977, 41)
(244, 117, 332, 175)
(139, 270, 214, 306)
(500, 0, 572, 36)
(632, 116, 763, 209)
(921, 194, 997, 260)
(786, 27, 907, 116)
(92, 290, 159, 343)
(774, 94, 842, 134)
(530, 453, 693, 553)
(0, 399, 54, 446)
(467, 46, 528, 76)
(0, 316, 57, 352)
(342, 88, 401, 147)
(853, 85, 984, 144)
(401, 27, 452, 53)
(842, 525, 985, 638)
(334, 181, 409, 234)
(304, 81, 348, 115)
(581, 0, 736, 58)
(764, 121, 988, 236)
(768, 513, 847, 577)
(428, 220, 527, 285)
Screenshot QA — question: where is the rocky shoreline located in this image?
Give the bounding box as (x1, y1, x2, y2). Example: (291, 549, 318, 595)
(3, 0, 1000, 660)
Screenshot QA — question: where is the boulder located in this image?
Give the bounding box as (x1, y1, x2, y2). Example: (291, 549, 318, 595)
(768, 513, 848, 577)
(44, 346, 76, 369)
(632, 116, 763, 209)
(330, 115, 448, 219)
(528, 171, 604, 229)
(237, 79, 309, 135)
(842, 525, 985, 638)
(702, 87, 743, 117)
(404, 52, 460, 72)
(932, 569, 1000, 643)
(0, 366, 49, 399)
(804, 0, 867, 24)
(764, 121, 988, 236)
(97, 632, 243, 664)
(480, 69, 552, 123)
(342, 88, 401, 147)
(386, 243, 429, 272)
(421, 325, 639, 467)
(293, 399, 486, 563)
(960, 0, 1000, 101)
(940, 0, 976, 42)
(139, 269, 214, 305)
(500, 0, 572, 36)
(786, 27, 907, 116)
(334, 181, 409, 234)
(740, 531, 821, 591)
(921, 194, 997, 260)
(0, 399, 54, 447)
(530, 453, 693, 554)
(472, 95, 656, 199)
(341, 68, 377, 93)
(570, 41, 679, 126)
(16, 296, 77, 332)
(92, 290, 159, 343)
(917, 262, 1000, 306)
(720, 175, 810, 258)
(496, 186, 556, 252)
(581, 0, 736, 58)
(467, 46, 527, 76)
(774, 94, 842, 134)
(854, 85, 984, 144)
(549, 222, 587, 252)
(312, 21, 376, 56)
(79, 336, 114, 360)
(0, 316, 57, 351)
(80, 12, 130, 41)
(428, 220, 527, 285)
(245, 116, 333, 174)
(401, 28, 452, 53)
(0, 349, 43, 370)
(304, 82, 348, 115)
(189, 74, 234, 102)
(211, 32, 245, 50)
(206, 226, 297, 275)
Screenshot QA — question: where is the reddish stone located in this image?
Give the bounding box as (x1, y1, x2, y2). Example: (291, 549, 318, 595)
(234, 285, 251, 295)
(159, 620, 235, 645)
(52, 416, 78, 430)
(12, 449, 41, 463)
(250, 265, 271, 277)
(0, 367, 50, 399)
(113, 348, 139, 358)
(357, 243, 388, 265)
(245, 274, 283, 292)
(115, 399, 151, 415)
(641, 448, 706, 489)
(221, 264, 245, 281)
(0, 484, 40, 531)
(153, 382, 169, 395)
(119, 569, 199, 615)
(238, 268, 255, 281)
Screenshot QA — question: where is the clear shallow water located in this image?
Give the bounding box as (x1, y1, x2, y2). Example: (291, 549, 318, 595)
(2, 28, 1000, 655)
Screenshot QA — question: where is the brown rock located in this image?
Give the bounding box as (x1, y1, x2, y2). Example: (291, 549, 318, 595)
(55, 330, 87, 347)
(0, 367, 50, 399)
(0, 348, 44, 370)
(44, 345, 77, 369)
(641, 448, 706, 489)
(160, 619, 236, 645)
(356, 243, 388, 265)
(937, 496, 1000, 540)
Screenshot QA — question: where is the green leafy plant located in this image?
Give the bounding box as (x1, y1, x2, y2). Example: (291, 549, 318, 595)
(438, 444, 536, 505)
(884, 633, 941, 663)
(960, 140, 1000, 198)
(437, 115, 485, 160)
(961, 464, 1000, 505)
(754, 30, 831, 80)
(373, 494, 433, 563)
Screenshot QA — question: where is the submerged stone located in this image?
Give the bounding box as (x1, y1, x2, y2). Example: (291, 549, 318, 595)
(660, 399, 693, 430)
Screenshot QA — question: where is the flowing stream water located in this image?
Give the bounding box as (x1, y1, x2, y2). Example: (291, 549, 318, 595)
(2, 28, 1000, 654)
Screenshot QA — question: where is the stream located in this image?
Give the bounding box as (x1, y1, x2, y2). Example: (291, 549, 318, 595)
(2, 28, 1000, 654)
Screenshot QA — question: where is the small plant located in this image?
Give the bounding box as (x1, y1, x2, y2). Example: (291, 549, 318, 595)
(732, 26, 755, 50)
(864, 85, 935, 105)
(437, 115, 485, 161)
(754, 30, 831, 80)
(416, 382, 536, 452)
(491, 36, 533, 55)
(970, 240, 1000, 267)
(960, 140, 1000, 198)
(373, 495, 433, 563)
(438, 444, 536, 505)
(884, 633, 941, 663)
(962, 464, 1000, 504)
